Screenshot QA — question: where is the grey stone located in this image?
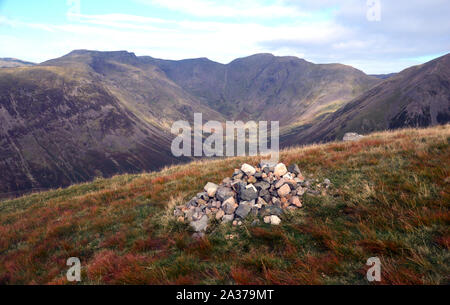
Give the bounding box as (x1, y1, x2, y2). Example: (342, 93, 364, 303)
(222, 214, 234, 223)
(235, 201, 253, 219)
(262, 194, 272, 203)
(239, 185, 258, 201)
(190, 215, 208, 232)
(184, 208, 195, 221)
(259, 161, 276, 169)
(251, 219, 260, 226)
(197, 192, 209, 200)
(307, 189, 321, 195)
(232, 169, 243, 176)
(260, 205, 283, 217)
(262, 167, 271, 174)
(251, 206, 260, 216)
(216, 186, 235, 202)
(231, 181, 247, 193)
(259, 188, 269, 197)
(288, 164, 301, 175)
(174, 209, 183, 217)
(254, 181, 270, 191)
(187, 198, 198, 207)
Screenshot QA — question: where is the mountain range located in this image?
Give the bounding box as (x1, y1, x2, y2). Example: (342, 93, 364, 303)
(0, 51, 449, 195)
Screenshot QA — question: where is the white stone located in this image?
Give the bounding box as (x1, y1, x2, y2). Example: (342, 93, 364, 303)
(343, 132, 364, 141)
(274, 163, 288, 176)
(270, 215, 281, 225)
(241, 163, 256, 176)
(204, 182, 219, 197)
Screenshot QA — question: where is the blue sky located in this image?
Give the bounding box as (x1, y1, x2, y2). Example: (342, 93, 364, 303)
(0, 0, 449, 74)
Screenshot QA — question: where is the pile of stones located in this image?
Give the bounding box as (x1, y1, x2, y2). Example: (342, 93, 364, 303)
(173, 161, 331, 234)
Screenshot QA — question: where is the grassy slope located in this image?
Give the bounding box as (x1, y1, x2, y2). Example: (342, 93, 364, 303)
(0, 125, 449, 285)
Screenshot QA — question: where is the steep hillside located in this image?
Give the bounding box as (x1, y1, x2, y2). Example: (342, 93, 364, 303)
(0, 125, 448, 284)
(284, 53, 450, 145)
(42, 50, 225, 129)
(145, 53, 380, 126)
(0, 64, 184, 196)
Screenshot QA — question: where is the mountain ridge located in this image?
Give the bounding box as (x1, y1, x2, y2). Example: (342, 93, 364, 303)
(0, 50, 448, 195)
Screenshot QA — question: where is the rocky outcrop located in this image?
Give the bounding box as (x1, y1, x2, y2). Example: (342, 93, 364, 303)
(343, 132, 364, 141)
(174, 162, 332, 234)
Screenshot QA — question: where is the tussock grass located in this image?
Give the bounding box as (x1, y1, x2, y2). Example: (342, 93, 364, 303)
(0, 125, 449, 284)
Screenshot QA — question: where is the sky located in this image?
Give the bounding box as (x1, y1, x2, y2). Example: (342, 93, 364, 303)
(0, 0, 449, 74)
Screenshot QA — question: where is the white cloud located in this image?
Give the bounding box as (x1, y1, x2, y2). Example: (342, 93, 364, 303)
(138, 0, 306, 18)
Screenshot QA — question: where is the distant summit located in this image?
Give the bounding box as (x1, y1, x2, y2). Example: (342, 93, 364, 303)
(369, 73, 397, 79)
(0, 58, 35, 68)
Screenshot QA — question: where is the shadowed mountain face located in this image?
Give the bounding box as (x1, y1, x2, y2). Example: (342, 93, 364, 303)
(282, 53, 450, 145)
(144, 53, 380, 127)
(0, 56, 193, 195)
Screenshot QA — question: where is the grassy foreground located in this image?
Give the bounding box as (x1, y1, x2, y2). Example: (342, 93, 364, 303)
(0, 125, 449, 285)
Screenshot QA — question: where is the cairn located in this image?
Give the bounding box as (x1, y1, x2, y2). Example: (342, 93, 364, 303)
(173, 161, 331, 234)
